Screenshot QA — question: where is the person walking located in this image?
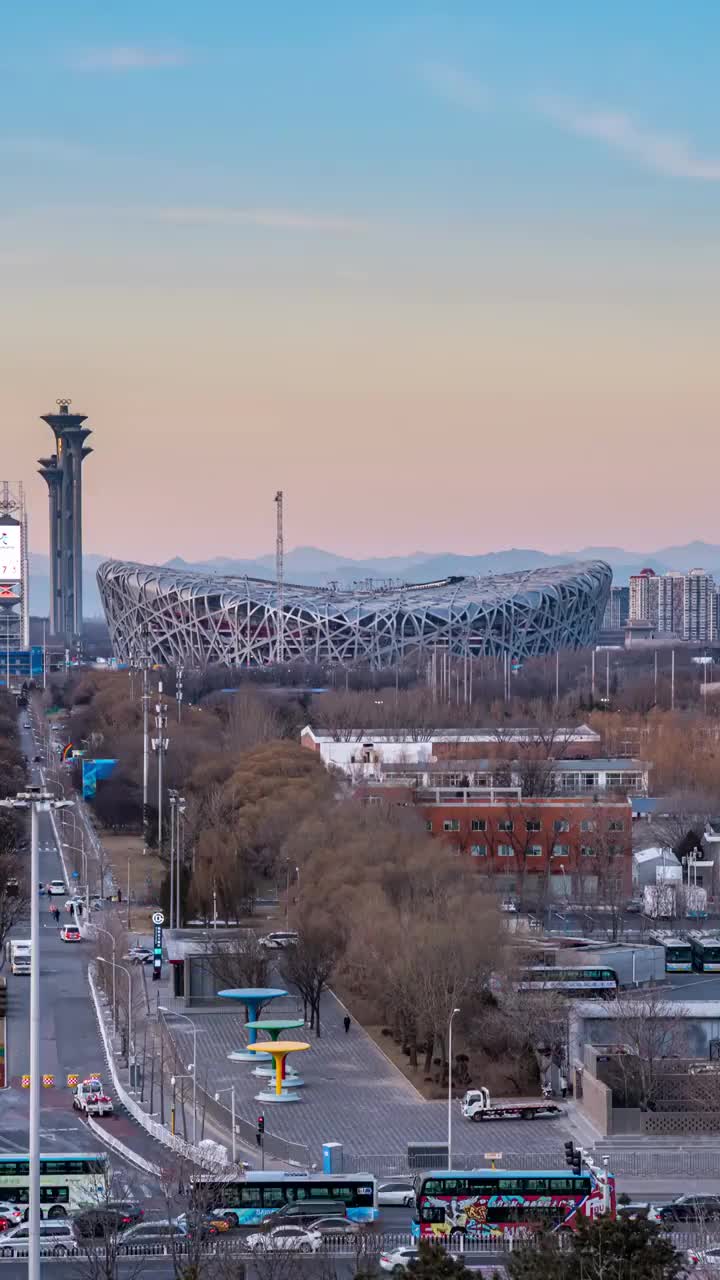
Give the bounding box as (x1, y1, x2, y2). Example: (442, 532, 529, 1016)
(343, 1015, 351, 1035)
(52, 906, 60, 926)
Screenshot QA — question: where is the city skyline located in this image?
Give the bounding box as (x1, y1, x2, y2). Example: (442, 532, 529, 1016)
(4, 2, 720, 561)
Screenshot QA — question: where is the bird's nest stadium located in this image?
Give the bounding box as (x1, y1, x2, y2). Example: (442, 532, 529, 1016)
(97, 559, 611, 670)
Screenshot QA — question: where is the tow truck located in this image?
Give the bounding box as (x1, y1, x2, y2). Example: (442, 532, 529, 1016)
(72, 1077, 115, 1118)
(460, 1086, 563, 1122)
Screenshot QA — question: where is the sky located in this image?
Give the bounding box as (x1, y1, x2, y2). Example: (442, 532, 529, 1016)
(2, 1, 720, 563)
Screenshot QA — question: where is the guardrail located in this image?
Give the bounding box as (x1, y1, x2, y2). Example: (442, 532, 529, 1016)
(0, 1229, 707, 1262)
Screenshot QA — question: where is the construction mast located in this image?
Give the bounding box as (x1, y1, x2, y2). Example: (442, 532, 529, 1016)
(274, 490, 284, 665)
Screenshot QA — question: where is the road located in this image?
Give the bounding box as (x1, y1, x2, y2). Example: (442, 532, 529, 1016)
(1, 714, 159, 1197)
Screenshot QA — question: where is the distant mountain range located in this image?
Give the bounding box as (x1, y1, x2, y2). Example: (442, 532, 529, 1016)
(27, 542, 720, 619)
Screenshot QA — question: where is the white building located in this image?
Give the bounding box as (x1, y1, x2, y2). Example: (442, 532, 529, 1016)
(684, 569, 715, 643)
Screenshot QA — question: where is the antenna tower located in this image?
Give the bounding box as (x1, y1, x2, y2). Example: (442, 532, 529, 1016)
(274, 490, 284, 664)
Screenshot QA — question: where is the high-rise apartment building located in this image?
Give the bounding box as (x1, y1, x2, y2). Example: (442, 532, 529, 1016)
(603, 585, 629, 630)
(0, 482, 30, 664)
(629, 568, 658, 626)
(656, 572, 685, 636)
(37, 400, 93, 640)
(684, 569, 715, 643)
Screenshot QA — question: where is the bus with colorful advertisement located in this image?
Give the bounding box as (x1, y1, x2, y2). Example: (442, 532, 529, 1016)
(411, 1162, 614, 1241)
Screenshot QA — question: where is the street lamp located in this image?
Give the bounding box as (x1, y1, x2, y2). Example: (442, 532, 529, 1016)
(97, 957, 134, 1066)
(214, 1086, 237, 1163)
(94, 927, 117, 1030)
(447, 1007, 460, 1170)
(170, 1073, 192, 1137)
(151, 684, 169, 863)
(0, 788, 72, 1280)
(159, 1007, 197, 1145)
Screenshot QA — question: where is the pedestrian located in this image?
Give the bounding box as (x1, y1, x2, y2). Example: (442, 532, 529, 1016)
(560, 1072, 568, 1100)
(343, 1015, 351, 1035)
(52, 907, 60, 925)
(76, 901, 83, 918)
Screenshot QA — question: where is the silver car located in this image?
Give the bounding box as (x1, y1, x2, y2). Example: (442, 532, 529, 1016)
(377, 1180, 415, 1207)
(0, 1221, 76, 1257)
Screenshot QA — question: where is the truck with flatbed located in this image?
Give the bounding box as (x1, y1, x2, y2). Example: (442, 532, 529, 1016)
(460, 1086, 563, 1122)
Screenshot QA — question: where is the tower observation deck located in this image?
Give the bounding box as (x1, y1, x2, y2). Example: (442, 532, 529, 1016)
(38, 399, 93, 639)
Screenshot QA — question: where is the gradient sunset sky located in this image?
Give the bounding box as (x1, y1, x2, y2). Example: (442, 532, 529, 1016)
(3, 2, 719, 562)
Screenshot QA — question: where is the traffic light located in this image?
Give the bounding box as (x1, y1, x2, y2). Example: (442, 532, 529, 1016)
(564, 1141, 582, 1176)
(256, 1114, 265, 1147)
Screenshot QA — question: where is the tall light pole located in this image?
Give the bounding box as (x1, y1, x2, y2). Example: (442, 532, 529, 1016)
(0, 788, 72, 1280)
(94, 927, 117, 1029)
(168, 790, 177, 931)
(159, 1007, 197, 1144)
(176, 795, 185, 929)
(97, 957, 133, 1065)
(214, 1086, 237, 1163)
(447, 1007, 460, 1170)
(152, 685, 169, 864)
(140, 627, 150, 854)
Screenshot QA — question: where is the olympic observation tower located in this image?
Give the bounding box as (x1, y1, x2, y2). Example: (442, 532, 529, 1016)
(38, 399, 93, 641)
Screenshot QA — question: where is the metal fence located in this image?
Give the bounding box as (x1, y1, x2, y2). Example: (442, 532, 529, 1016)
(345, 1151, 570, 1176)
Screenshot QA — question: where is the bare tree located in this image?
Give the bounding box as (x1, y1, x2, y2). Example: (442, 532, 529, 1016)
(611, 991, 690, 1110)
(279, 914, 346, 1036)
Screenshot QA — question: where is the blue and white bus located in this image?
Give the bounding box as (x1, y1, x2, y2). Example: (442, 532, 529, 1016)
(649, 936, 693, 973)
(194, 1172, 378, 1228)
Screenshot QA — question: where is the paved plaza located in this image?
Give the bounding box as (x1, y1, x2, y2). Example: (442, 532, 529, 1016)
(164, 984, 571, 1160)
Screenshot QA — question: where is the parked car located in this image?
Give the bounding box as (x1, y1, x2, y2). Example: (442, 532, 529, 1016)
(258, 931, 298, 950)
(64, 898, 85, 914)
(60, 925, 82, 943)
(246, 1226, 322, 1254)
(380, 1246, 461, 1274)
(377, 1180, 415, 1208)
(617, 1202, 650, 1221)
(124, 946, 152, 965)
(259, 1201, 347, 1229)
(47, 880, 66, 896)
(0, 1220, 77, 1257)
(651, 1195, 720, 1224)
(117, 1220, 188, 1252)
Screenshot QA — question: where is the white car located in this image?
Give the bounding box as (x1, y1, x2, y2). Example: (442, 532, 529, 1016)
(377, 1180, 415, 1207)
(687, 1245, 720, 1268)
(259, 931, 299, 950)
(246, 1226, 322, 1254)
(380, 1246, 460, 1274)
(0, 1205, 22, 1227)
(0, 1220, 76, 1257)
(48, 880, 66, 896)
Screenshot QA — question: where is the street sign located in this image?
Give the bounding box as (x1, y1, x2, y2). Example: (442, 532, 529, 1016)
(71, 870, 79, 879)
(153, 914, 163, 982)
(42, 1074, 54, 1088)
(484, 1152, 503, 1160)
(66, 1073, 79, 1088)
(21, 1075, 29, 1088)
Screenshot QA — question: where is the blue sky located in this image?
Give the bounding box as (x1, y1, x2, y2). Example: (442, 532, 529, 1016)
(3, 2, 720, 560)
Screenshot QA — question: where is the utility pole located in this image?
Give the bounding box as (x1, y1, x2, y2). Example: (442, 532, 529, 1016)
(591, 648, 596, 703)
(176, 665, 183, 723)
(0, 788, 72, 1280)
(152, 684, 169, 866)
(671, 648, 676, 712)
(274, 490, 284, 665)
(141, 628, 150, 854)
(168, 790, 177, 931)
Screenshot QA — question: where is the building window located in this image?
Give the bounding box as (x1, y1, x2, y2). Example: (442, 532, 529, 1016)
(470, 844, 487, 857)
(497, 844, 514, 858)
(443, 819, 460, 833)
(583, 773, 597, 789)
(425, 821, 433, 832)
(471, 818, 486, 832)
(581, 845, 595, 857)
(525, 819, 541, 833)
(608, 820, 625, 832)
(498, 820, 514, 833)
(552, 843, 570, 858)
(580, 819, 595, 832)
(554, 819, 570, 833)
(527, 844, 543, 857)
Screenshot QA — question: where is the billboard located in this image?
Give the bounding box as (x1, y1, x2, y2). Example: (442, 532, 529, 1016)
(0, 525, 21, 582)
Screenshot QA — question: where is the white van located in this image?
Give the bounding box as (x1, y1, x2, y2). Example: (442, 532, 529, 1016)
(9, 941, 31, 976)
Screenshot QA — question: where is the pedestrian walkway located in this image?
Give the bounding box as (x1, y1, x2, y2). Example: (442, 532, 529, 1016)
(165, 985, 571, 1159)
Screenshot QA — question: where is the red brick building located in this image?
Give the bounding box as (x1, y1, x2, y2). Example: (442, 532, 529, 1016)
(361, 781, 633, 905)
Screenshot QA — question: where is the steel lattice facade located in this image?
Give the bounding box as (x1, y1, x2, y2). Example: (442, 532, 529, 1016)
(97, 559, 611, 671)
